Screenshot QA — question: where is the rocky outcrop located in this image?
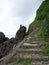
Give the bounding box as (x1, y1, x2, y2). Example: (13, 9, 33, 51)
(0, 40, 12, 58)
(15, 25, 26, 42)
(0, 25, 26, 59)
(0, 32, 5, 43)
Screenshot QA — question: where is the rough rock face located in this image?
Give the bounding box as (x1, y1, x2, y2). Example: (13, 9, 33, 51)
(0, 32, 10, 58)
(15, 25, 26, 42)
(0, 35, 15, 58)
(0, 32, 5, 43)
(0, 40, 11, 58)
(0, 25, 26, 59)
(0, 37, 18, 58)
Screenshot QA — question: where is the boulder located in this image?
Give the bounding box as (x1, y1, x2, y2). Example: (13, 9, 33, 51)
(39, 42, 46, 47)
(15, 25, 26, 41)
(0, 39, 14, 58)
(0, 32, 5, 43)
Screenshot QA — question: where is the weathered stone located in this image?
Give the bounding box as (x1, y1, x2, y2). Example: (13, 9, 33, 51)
(39, 42, 46, 47)
(0, 40, 14, 59)
(0, 32, 5, 43)
(15, 25, 26, 42)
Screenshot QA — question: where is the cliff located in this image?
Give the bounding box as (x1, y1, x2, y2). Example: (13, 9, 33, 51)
(28, 0, 49, 37)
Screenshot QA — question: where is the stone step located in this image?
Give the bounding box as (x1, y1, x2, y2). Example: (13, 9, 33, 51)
(25, 40, 41, 43)
(26, 36, 40, 40)
(16, 49, 43, 54)
(7, 63, 23, 65)
(30, 63, 49, 65)
(23, 43, 39, 46)
(14, 54, 43, 59)
(8, 61, 49, 65)
(21, 52, 42, 56)
(21, 42, 46, 48)
(8, 59, 49, 65)
(31, 41, 40, 44)
(21, 43, 39, 48)
(31, 62, 49, 65)
(20, 45, 39, 49)
(13, 56, 49, 61)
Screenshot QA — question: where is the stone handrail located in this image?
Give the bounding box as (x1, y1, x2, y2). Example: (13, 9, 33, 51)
(0, 38, 26, 65)
(0, 28, 39, 65)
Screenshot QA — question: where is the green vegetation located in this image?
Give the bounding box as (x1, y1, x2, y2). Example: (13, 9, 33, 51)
(28, 0, 49, 56)
(20, 46, 32, 49)
(9, 1, 49, 64)
(28, 0, 49, 37)
(11, 58, 31, 65)
(41, 42, 49, 56)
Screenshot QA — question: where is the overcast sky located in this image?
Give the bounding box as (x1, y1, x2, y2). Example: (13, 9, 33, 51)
(0, 0, 44, 38)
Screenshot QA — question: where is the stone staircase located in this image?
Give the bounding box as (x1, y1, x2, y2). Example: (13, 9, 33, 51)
(8, 38, 49, 65)
(0, 29, 49, 65)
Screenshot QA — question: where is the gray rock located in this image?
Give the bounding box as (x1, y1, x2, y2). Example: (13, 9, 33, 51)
(39, 42, 46, 47)
(0, 32, 5, 43)
(0, 40, 14, 59)
(15, 25, 26, 42)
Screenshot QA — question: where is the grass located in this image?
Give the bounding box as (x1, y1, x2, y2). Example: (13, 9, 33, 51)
(21, 46, 42, 50)
(29, 32, 49, 56)
(28, 1, 49, 37)
(29, 33, 49, 42)
(40, 42, 49, 56)
(23, 60, 31, 65)
(11, 58, 31, 65)
(20, 46, 32, 49)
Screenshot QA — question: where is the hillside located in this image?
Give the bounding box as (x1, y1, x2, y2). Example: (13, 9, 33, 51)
(28, 0, 49, 37)
(0, 0, 49, 65)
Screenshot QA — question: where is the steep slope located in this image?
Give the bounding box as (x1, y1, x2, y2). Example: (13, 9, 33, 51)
(28, 0, 49, 37)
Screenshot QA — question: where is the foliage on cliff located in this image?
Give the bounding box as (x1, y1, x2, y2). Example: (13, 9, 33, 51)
(28, 0, 49, 37)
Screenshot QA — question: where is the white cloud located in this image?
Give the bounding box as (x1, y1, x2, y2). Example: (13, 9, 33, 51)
(0, 0, 44, 38)
(0, 16, 19, 38)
